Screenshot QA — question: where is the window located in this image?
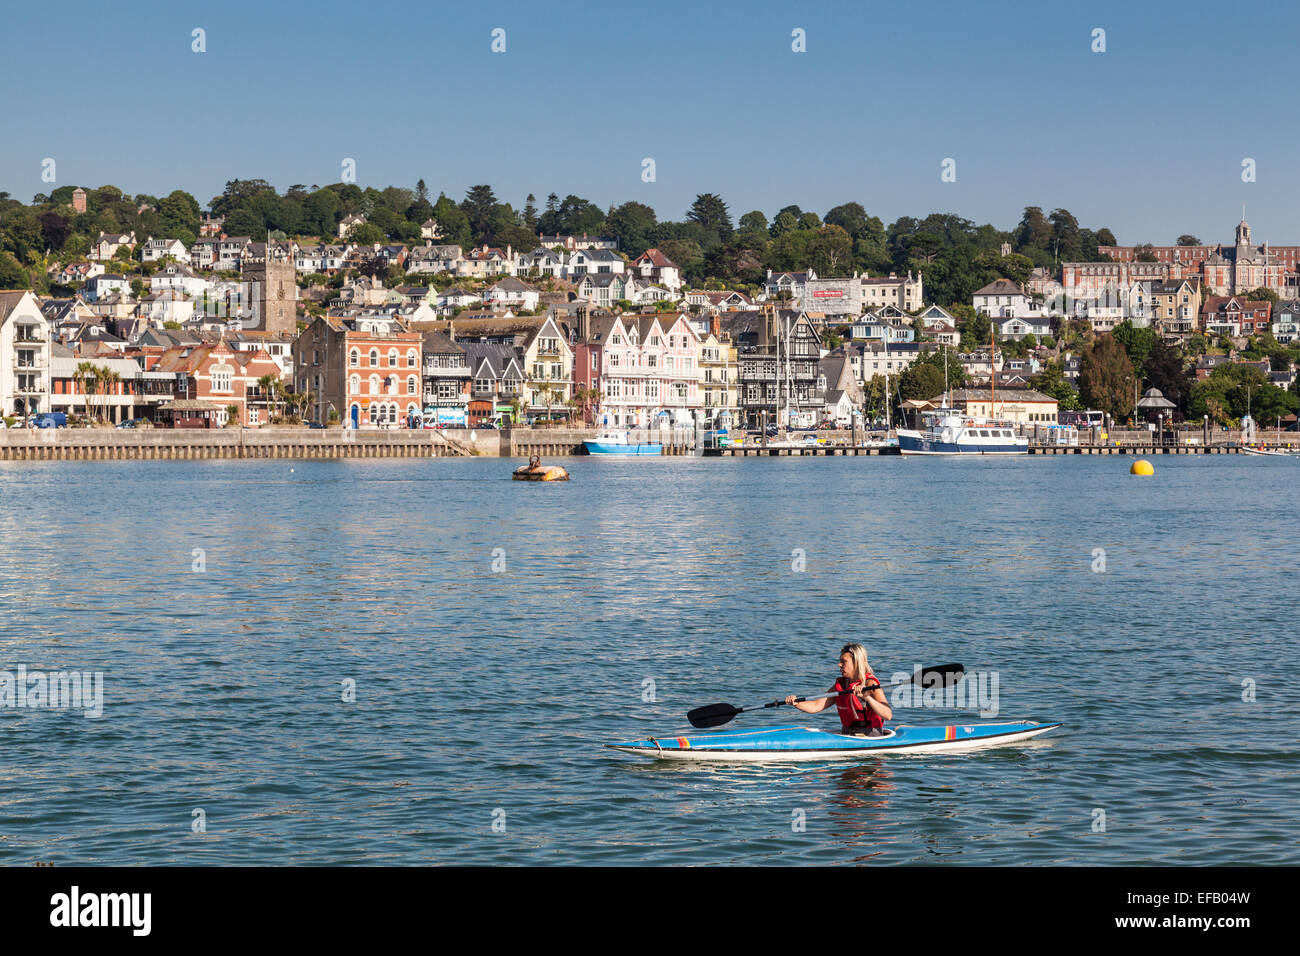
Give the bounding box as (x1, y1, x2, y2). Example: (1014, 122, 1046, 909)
(369, 348, 379, 366)
(407, 349, 417, 367)
(350, 375, 360, 393)
(408, 376, 418, 395)
(388, 349, 398, 367)
(369, 375, 380, 395)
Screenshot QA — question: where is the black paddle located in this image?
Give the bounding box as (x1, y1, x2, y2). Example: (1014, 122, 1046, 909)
(686, 663, 965, 729)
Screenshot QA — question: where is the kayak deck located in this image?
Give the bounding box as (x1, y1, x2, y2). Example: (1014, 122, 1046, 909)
(606, 721, 1061, 762)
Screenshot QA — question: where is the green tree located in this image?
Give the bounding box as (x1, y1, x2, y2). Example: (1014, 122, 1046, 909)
(0, 252, 29, 287)
(807, 225, 852, 275)
(1031, 362, 1082, 410)
(1176, 235, 1201, 246)
(461, 185, 499, 244)
(1111, 319, 1157, 375)
(898, 362, 945, 402)
(687, 193, 732, 247)
(606, 201, 657, 257)
(1078, 334, 1137, 420)
(1244, 286, 1279, 304)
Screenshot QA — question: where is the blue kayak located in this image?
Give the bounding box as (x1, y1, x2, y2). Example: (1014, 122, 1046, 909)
(606, 721, 1061, 761)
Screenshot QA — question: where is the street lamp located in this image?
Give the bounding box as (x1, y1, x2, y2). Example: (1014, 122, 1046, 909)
(1203, 413, 1208, 446)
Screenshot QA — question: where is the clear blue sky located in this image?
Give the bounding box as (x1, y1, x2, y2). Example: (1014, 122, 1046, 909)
(3, 0, 1297, 245)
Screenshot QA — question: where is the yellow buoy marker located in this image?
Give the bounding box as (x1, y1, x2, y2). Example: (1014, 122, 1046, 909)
(1130, 459, 1154, 476)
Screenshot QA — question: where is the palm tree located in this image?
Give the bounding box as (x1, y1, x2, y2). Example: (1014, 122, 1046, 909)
(98, 367, 121, 423)
(73, 362, 101, 422)
(257, 374, 280, 422)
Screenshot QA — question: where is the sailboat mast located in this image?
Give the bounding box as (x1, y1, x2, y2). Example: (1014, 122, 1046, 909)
(990, 318, 997, 420)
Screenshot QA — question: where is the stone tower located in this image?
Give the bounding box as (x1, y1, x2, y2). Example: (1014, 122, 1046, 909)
(243, 238, 297, 335)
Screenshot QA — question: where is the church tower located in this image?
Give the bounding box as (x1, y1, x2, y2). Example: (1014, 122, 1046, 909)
(243, 236, 297, 336)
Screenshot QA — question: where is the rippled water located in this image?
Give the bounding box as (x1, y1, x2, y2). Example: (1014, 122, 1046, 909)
(0, 454, 1296, 864)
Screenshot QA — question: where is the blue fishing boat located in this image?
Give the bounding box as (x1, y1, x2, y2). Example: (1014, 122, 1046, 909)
(583, 430, 663, 456)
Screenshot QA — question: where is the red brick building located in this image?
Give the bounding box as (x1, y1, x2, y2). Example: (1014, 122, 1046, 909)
(152, 338, 283, 427)
(295, 314, 423, 427)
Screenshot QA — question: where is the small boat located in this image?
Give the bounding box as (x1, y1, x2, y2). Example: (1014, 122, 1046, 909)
(606, 721, 1061, 761)
(512, 455, 569, 481)
(1240, 445, 1297, 458)
(583, 430, 662, 456)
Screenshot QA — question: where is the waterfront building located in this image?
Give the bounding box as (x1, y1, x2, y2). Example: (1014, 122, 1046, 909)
(461, 341, 525, 426)
(420, 330, 471, 426)
(942, 387, 1059, 425)
(722, 306, 823, 428)
(153, 336, 283, 427)
(697, 316, 738, 430)
(0, 290, 53, 418)
(294, 314, 422, 428)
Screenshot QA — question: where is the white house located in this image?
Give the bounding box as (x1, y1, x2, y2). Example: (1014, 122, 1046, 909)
(150, 264, 211, 299)
(484, 278, 540, 312)
(83, 274, 132, 302)
(973, 279, 1042, 320)
(406, 244, 463, 275)
(0, 290, 53, 418)
(338, 213, 367, 239)
(140, 237, 191, 264)
(90, 232, 137, 261)
(630, 249, 681, 293)
(996, 315, 1052, 340)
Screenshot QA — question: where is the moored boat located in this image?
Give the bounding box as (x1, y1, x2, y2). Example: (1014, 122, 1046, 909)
(606, 720, 1061, 761)
(896, 410, 1030, 456)
(583, 430, 663, 456)
(1240, 445, 1298, 458)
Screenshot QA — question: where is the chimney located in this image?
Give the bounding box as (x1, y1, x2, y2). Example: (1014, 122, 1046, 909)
(448, 320, 455, 341)
(577, 305, 590, 342)
(710, 313, 721, 339)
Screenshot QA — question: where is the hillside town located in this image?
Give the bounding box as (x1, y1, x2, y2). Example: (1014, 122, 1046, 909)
(3, 183, 1299, 433)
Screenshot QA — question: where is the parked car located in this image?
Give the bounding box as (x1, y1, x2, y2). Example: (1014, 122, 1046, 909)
(32, 412, 67, 429)
(115, 420, 136, 429)
(301, 421, 325, 429)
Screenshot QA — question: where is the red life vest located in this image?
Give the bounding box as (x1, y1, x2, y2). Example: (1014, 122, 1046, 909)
(835, 673, 883, 731)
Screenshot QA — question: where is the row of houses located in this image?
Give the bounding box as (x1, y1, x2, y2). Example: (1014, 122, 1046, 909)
(2, 290, 289, 426)
(974, 276, 1300, 344)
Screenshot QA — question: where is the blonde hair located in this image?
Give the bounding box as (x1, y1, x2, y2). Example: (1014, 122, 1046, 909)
(840, 643, 872, 682)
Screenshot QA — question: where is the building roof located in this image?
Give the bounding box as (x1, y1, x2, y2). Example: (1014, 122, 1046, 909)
(973, 279, 1025, 297)
(946, 387, 1057, 404)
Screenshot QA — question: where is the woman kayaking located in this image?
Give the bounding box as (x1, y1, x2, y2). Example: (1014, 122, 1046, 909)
(785, 643, 892, 736)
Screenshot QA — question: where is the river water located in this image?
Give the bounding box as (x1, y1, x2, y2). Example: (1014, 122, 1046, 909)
(0, 455, 1295, 864)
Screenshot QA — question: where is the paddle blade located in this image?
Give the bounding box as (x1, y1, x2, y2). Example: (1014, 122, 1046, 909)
(687, 702, 740, 729)
(918, 663, 964, 684)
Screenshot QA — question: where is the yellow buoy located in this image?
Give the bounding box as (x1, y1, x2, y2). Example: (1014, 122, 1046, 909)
(1130, 459, 1154, 476)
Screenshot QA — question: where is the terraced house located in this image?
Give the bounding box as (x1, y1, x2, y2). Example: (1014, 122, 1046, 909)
(575, 311, 701, 428)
